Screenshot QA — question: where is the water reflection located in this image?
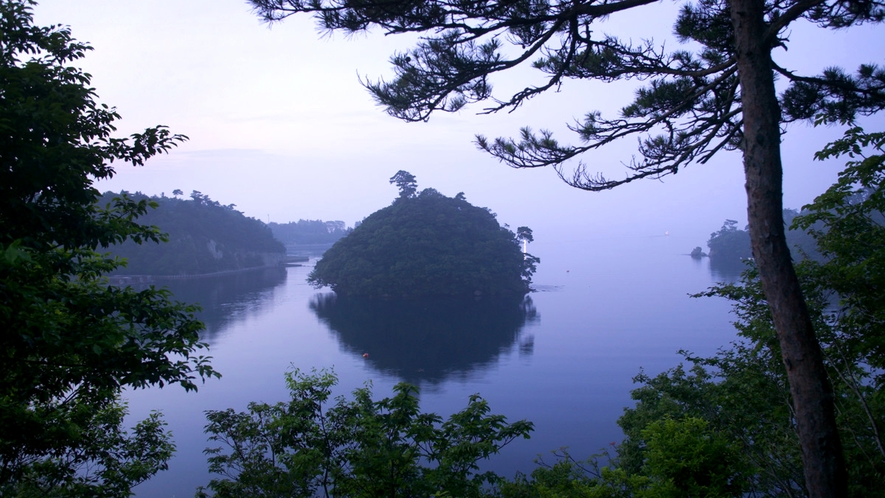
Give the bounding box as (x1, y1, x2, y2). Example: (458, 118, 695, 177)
(310, 294, 539, 385)
(709, 258, 750, 283)
(151, 267, 288, 336)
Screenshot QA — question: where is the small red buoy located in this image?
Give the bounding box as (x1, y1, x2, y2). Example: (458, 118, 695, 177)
(362, 353, 369, 358)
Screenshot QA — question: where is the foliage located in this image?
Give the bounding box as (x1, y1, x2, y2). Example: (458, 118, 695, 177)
(197, 368, 533, 498)
(496, 450, 611, 498)
(0, 2, 218, 494)
(308, 172, 538, 298)
(247, 2, 885, 489)
(102, 191, 285, 276)
(496, 417, 745, 498)
(613, 127, 885, 496)
(706, 219, 751, 264)
(612, 262, 884, 496)
(269, 219, 350, 246)
(617, 347, 806, 496)
(390, 169, 418, 199)
(794, 126, 885, 375)
(0, 403, 174, 498)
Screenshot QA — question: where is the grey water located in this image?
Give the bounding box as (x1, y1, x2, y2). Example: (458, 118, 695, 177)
(127, 232, 742, 497)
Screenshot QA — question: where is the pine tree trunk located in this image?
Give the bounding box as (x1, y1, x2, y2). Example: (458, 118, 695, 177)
(728, 0, 847, 495)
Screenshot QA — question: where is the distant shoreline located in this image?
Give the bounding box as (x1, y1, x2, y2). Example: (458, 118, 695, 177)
(106, 264, 290, 286)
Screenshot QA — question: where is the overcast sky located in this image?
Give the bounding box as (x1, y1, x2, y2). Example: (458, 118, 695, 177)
(33, 0, 885, 246)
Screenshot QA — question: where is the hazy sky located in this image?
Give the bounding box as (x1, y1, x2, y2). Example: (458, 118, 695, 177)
(33, 0, 884, 246)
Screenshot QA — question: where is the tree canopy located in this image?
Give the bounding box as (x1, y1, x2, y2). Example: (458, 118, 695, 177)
(197, 368, 533, 498)
(0, 2, 218, 494)
(102, 191, 285, 276)
(308, 173, 538, 298)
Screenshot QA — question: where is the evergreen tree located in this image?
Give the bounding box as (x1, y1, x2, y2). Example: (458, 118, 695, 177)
(248, 0, 885, 493)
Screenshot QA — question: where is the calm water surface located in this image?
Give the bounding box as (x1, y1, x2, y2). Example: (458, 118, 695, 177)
(128, 233, 741, 497)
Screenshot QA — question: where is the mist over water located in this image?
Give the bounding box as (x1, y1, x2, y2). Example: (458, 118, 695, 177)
(126, 230, 740, 497)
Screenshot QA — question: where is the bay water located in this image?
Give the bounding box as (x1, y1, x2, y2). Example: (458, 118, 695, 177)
(127, 231, 741, 497)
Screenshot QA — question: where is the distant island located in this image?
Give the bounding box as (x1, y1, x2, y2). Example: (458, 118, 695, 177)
(102, 190, 285, 276)
(268, 219, 350, 253)
(694, 210, 820, 266)
(307, 171, 539, 299)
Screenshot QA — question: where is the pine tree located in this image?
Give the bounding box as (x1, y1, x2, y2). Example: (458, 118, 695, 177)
(248, 0, 885, 494)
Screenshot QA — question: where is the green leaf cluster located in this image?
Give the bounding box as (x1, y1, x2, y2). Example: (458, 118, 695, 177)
(0, 2, 218, 494)
(497, 417, 746, 498)
(1, 404, 175, 498)
(308, 175, 538, 299)
(198, 368, 533, 498)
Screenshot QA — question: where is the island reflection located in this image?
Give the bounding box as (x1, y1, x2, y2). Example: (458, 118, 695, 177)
(152, 267, 288, 337)
(310, 294, 539, 385)
(709, 258, 750, 283)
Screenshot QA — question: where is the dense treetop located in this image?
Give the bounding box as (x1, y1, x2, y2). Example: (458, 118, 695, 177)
(308, 172, 538, 298)
(102, 190, 285, 276)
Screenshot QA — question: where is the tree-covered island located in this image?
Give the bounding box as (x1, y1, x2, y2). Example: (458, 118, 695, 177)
(268, 219, 350, 249)
(101, 190, 286, 276)
(307, 171, 539, 299)
(698, 210, 821, 268)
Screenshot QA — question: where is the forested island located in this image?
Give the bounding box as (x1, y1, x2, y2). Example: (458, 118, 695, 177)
(101, 191, 285, 276)
(307, 171, 538, 299)
(694, 209, 820, 267)
(268, 219, 350, 252)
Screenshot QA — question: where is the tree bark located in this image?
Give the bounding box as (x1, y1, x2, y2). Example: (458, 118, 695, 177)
(729, 0, 847, 496)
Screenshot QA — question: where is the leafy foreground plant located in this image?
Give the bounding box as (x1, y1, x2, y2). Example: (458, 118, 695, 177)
(498, 419, 747, 498)
(198, 369, 533, 497)
(1, 1, 218, 495)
